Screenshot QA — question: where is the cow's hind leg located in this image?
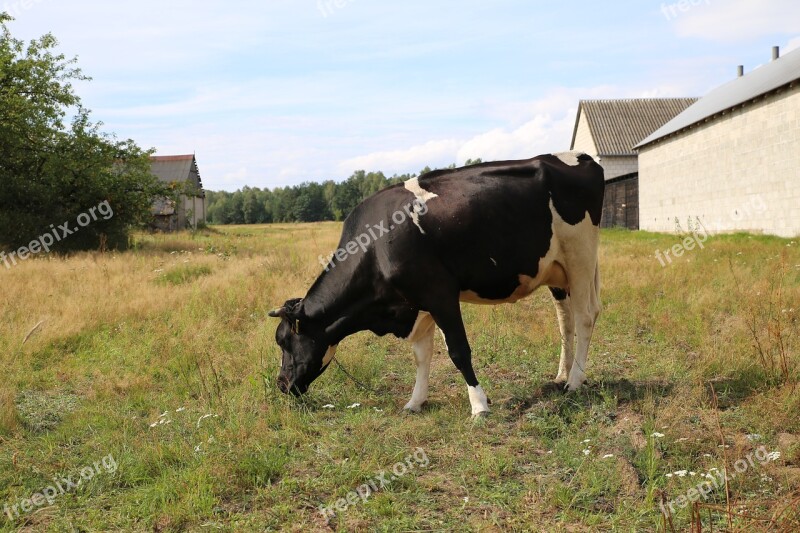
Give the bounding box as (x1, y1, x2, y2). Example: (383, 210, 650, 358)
(565, 262, 601, 391)
(404, 312, 435, 413)
(549, 287, 575, 384)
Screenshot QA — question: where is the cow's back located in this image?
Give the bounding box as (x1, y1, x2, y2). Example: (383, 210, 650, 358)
(346, 152, 603, 301)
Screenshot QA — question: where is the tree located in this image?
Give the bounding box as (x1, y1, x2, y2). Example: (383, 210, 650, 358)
(242, 187, 265, 224)
(0, 14, 163, 251)
(292, 182, 330, 222)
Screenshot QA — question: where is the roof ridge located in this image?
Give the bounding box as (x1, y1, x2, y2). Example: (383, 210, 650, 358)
(637, 46, 800, 148)
(151, 154, 195, 161)
(580, 97, 699, 102)
(573, 98, 699, 155)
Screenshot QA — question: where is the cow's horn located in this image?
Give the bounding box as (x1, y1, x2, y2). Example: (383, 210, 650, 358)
(268, 307, 285, 318)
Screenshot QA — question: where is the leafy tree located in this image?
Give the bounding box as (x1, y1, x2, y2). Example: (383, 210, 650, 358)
(0, 14, 162, 251)
(242, 187, 265, 224)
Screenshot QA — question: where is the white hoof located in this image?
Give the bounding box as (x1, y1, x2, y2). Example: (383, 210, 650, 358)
(468, 385, 491, 416)
(554, 372, 569, 385)
(403, 401, 424, 413)
(565, 375, 585, 391)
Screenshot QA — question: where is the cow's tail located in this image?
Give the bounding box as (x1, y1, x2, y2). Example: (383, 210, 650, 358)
(592, 254, 602, 315)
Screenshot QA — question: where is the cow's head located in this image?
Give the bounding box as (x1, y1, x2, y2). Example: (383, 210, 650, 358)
(269, 298, 334, 396)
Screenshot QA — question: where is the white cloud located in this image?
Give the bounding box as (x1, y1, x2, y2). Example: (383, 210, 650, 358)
(338, 139, 463, 176)
(786, 35, 800, 52)
(221, 168, 250, 187)
(335, 86, 632, 178)
(456, 114, 573, 163)
(671, 0, 800, 41)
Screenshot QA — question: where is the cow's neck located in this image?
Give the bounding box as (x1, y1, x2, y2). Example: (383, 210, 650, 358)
(301, 260, 374, 342)
(301, 260, 415, 344)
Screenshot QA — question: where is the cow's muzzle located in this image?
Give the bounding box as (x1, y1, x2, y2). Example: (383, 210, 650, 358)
(277, 377, 307, 396)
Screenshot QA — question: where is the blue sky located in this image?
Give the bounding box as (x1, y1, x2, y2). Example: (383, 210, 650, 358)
(4, 0, 799, 190)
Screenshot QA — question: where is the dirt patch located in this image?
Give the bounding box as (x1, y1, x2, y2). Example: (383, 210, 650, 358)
(611, 406, 647, 451)
(615, 456, 642, 497)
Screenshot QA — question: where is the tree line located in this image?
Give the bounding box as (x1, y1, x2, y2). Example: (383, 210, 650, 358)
(206, 160, 482, 224)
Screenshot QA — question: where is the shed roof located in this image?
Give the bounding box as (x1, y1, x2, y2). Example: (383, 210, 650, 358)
(637, 47, 800, 148)
(150, 154, 204, 195)
(572, 98, 698, 156)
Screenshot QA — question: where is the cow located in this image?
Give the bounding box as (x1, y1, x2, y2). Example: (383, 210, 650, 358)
(269, 151, 604, 418)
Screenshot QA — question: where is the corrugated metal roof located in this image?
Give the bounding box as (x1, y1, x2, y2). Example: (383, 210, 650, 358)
(637, 47, 800, 148)
(572, 98, 698, 156)
(150, 154, 204, 194)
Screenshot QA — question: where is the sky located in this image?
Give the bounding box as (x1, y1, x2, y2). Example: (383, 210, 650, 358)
(3, 0, 800, 191)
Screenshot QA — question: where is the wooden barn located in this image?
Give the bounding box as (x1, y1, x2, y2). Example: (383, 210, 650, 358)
(150, 154, 207, 231)
(570, 98, 697, 229)
(635, 47, 800, 238)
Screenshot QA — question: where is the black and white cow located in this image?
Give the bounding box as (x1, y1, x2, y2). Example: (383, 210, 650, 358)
(269, 151, 604, 418)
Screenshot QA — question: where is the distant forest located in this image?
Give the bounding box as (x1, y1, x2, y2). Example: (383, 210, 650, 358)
(205, 160, 482, 224)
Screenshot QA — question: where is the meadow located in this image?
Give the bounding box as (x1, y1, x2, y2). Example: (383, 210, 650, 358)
(0, 223, 798, 532)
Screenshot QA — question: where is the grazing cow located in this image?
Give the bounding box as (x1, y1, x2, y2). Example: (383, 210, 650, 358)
(269, 151, 604, 418)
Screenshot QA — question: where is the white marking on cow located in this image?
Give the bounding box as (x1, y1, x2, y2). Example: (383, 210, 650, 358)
(552, 150, 583, 166)
(405, 177, 438, 202)
(404, 177, 438, 234)
(404, 312, 435, 412)
(468, 385, 490, 416)
(321, 344, 338, 369)
(490, 257, 497, 266)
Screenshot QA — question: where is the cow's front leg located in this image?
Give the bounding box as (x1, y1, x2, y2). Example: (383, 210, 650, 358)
(431, 304, 489, 419)
(404, 312, 435, 413)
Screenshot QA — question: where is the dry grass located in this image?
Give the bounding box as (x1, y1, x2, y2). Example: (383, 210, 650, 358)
(0, 225, 798, 531)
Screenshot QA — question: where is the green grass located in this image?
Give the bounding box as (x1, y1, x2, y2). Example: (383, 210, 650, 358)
(0, 224, 798, 531)
(156, 265, 213, 286)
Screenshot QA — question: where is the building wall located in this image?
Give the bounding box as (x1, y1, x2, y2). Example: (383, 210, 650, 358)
(571, 110, 598, 158)
(181, 195, 206, 228)
(598, 155, 638, 181)
(571, 110, 638, 180)
(639, 83, 800, 237)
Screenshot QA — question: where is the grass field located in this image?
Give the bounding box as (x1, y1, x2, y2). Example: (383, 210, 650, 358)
(1, 223, 799, 532)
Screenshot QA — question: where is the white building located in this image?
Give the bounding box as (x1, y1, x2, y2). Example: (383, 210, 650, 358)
(570, 98, 697, 229)
(636, 47, 800, 238)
